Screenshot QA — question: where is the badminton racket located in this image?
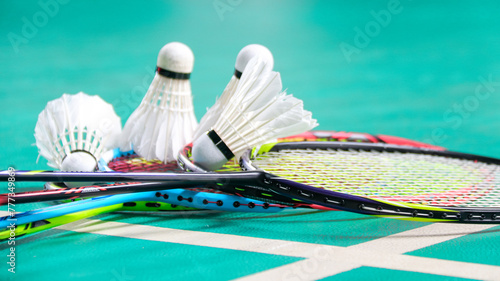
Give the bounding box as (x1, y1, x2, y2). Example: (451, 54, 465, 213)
(4, 141, 499, 223)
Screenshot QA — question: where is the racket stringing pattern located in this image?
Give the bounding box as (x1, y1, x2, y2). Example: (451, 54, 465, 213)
(251, 147, 500, 208)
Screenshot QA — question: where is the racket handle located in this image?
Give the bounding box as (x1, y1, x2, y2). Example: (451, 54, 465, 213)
(0, 171, 268, 205)
(0, 170, 264, 184)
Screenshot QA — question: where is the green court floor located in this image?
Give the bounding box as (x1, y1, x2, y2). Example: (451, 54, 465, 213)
(1, 1, 500, 280)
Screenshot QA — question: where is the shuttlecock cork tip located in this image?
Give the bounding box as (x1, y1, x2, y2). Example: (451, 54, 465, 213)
(192, 131, 231, 171)
(157, 42, 194, 74)
(61, 151, 97, 172)
(235, 44, 274, 75)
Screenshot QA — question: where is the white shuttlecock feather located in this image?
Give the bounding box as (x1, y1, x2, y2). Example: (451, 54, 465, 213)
(193, 44, 274, 140)
(192, 57, 318, 171)
(121, 42, 197, 163)
(35, 92, 122, 172)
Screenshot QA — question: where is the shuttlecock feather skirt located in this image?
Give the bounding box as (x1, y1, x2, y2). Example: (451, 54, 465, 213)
(121, 70, 197, 163)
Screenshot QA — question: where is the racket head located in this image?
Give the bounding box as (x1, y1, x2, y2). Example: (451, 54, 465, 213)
(240, 141, 500, 223)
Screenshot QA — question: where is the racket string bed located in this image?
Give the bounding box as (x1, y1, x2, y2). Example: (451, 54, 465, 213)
(108, 153, 182, 173)
(252, 148, 500, 209)
(107, 153, 235, 196)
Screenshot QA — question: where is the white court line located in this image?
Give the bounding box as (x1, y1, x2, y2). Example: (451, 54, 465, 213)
(56, 219, 500, 280)
(238, 223, 497, 281)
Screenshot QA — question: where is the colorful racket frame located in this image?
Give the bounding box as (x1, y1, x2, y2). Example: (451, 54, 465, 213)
(8, 140, 498, 223)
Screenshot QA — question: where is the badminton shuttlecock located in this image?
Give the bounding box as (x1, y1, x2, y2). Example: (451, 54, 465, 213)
(35, 92, 122, 173)
(121, 42, 197, 163)
(193, 44, 274, 140)
(192, 57, 318, 171)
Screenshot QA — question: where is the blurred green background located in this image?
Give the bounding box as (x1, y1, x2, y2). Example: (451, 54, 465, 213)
(1, 0, 499, 170)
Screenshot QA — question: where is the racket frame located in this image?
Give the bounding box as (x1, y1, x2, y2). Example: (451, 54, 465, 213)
(240, 142, 500, 223)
